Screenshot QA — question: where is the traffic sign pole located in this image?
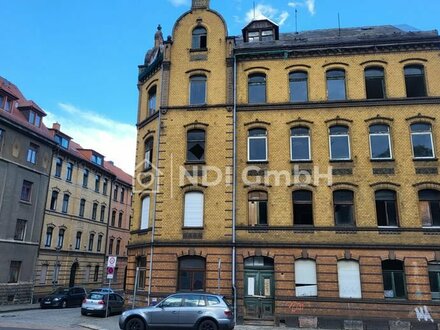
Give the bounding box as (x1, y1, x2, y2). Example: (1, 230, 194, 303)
(105, 256, 117, 318)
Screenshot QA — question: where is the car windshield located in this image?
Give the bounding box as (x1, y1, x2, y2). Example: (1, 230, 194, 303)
(52, 288, 69, 294)
(88, 293, 105, 300)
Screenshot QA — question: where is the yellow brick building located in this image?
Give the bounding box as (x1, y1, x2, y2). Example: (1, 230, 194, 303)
(128, 0, 440, 328)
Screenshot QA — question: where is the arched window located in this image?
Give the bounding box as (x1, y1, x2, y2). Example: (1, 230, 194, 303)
(192, 27, 207, 49)
(97, 235, 103, 252)
(293, 190, 313, 225)
(404, 65, 427, 97)
(118, 212, 123, 228)
(410, 123, 435, 159)
(326, 69, 346, 100)
(333, 190, 355, 226)
(365, 67, 386, 99)
(92, 202, 98, 220)
(55, 157, 63, 177)
(184, 192, 204, 227)
(295, 259, 317, 297)
(369, 124, 392, 159)
(248, 191, 268, 226)
(382, 260, 406, 299)
(45, 227, 53, 247)
(338, 260, 362, 298)
(88, 233, 94, 251)
(75, 231, 82, 250)
(57, 229, 65, 248)
(289, 71, 308, 102)
(428, 262, 440, 300)
(140, 196, 150, 230)
(187, 129, 205, 162)
(148, 85, 157, 116)
(50, 191, 58, 211)
(109, 238, 114, 255)
(62, 194, 70, 213)
(116, 239, 121, 255)
(419, 189, 440, 227)
(248, 128, 267, 162)
(144, 138, 153, 170)
(111, 210, 116, 227)
(189, 75, 207, 105)
(375, 190, 399, 227)
(178, 256, 206, 291)
(329, 125, 350, 160)
(248, 73, 266, 104)
(290, 126, 311, 161)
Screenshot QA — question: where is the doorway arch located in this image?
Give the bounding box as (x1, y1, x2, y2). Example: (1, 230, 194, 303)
(69, 262, 78, 287)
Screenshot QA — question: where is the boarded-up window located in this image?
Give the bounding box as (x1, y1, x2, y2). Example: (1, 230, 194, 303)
(295, 259, 317, 297)
(337, 260, 362, 298)
(184, 192, 204, 227)
(140, 196, 150, 230)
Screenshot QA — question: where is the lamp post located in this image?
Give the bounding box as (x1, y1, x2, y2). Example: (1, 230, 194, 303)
(52, 246, 61, 290)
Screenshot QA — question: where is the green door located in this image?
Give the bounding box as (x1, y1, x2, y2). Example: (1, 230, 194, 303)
(244, 269, 274, 319)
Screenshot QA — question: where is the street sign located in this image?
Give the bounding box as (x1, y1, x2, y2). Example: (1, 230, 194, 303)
(107, 266, 114, 279)
(107, 256, 117, 267)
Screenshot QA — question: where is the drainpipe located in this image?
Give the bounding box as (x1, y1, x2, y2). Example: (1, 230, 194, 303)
(232, 54, 237, 324)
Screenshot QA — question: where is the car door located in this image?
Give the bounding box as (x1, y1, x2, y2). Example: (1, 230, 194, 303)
(68, 288, 76, 306)
(149, 295, 182, 327)
(114, 294, 124, 313)
(179, 294, 206, 327)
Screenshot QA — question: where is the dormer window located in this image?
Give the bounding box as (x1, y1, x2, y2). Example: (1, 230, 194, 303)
(0, 95, 13, 112)
(192, 27, 207, 49)
(54, 134, 69, 149)
(91, 154, 103, 166)
(248, 29, 274, 42)
(28, 111, 41, 127)
(242, 19, 279, 43)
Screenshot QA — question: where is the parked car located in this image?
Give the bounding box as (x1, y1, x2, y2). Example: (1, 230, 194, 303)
(81, 292, 124, 317)
(119, 293, 234, 330)
(90, 287, 115, 294)
(40, 287, 87, 308)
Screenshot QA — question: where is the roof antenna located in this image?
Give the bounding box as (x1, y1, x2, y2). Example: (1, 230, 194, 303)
(253, 1, 256, 20)
(295, 9, 298, 34)
(338, 13, 341, 36)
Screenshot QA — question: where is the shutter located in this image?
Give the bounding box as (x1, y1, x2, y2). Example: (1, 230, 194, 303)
(338, 260, 362, 298)
(140, 196, 150, 230)
(295, 260, 317, 297)
(184, 192, 204, 227)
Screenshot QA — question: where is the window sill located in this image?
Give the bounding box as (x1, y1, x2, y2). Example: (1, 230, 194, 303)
(184, 161, 206, 165)
(247, 161, 269, 165)
(190, 48, 208, 53)
(370, 158, 395, 163)
(187, 104, 208, 110)
(413, 158, 438, 162)
(329, 159, 353, 163)
(182, 227, 204, 230)
(290, 160, 313, 164)
(19, 200, 32, 205)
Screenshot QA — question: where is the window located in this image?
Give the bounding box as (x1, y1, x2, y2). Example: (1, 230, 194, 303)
(178, 257, 205, 291)
(57, 229, 65, 248)
(28, 111, 41, 127)
(187, 129, 205, 162)
(247, 29, 274, 42)
(291, 127, 311, 161)
(189, 75, 207, 105)
(411, 123, 435, 159)
(20, 181, 32, 202)
(45, 227, 53, 247)
(375, 190, 399, 227)
(248, 191, 268, 226)
(100, 205, 106, 222)
(91, 154, 103, 166)
(88, 234, 94, 251)
(148, 86, 157, 116)
(54, 134, 69, 149)
(79, 199, 86, 217)
(293, 190, 313, 225)
(248, 128, 267, 162)
(326, 69, 346, 100)
(8, 261, 21, 283)
(95, 175, 100, 192)
(120, 188, 125, 203)
(39, 265, 48, 284)
(289, 71, 308, 102)
(118, 212, 123, 228)
(97, 235, 103, 252)
(365, 67, 386, 99)
(248, 73, 266, 104)
(83, 169, 89, 187)
(55, 157, 63, 177)
(75, 232, 82, 250)
(184, 192, 204, 228)
(136, 257, 147, 289)
(85, 265, 91, 282)
(404, 65, 427, 97)
(419, 190, 440, 227)
(382, 260, 406, 299)
(369, 125, 392, 159)
(62, 194, 69, 213)
(94, 265, 99, 282)
(50, 191, 58, 211)
(334, 190, 355, 226)
(0, 95, 4, 109)
(109, 238, 114, 255)
(111, 210, 116, 227)
(103, 178, 108, 195)
(4, 99, 12, 112)
(113, 186, 118, 201)
(116, 240, 121, 255)
(329, 125, 350, 160)
(338, 260, 362, 298)
(14, 219, 27, 241)
(140, 196, 150, 230)
(144, 138, 153, 170)
(66, 162, 73, 181)
(27, 143, 38, 164)
(295, 259, 317, 297)
(192, 27, 207, 49)
(92, 203, 98, 220)
(429, 263, 440, 300)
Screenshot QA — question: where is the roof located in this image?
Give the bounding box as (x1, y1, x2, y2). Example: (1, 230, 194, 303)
(235, 24, 439, 50)
(104, 160, 133, 186)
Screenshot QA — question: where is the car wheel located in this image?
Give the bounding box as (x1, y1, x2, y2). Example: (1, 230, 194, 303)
(199, 319, 218, 330)
(61, 300, 67, 308)
(125, 317, 145, 330)
(81, 310, 86, 316)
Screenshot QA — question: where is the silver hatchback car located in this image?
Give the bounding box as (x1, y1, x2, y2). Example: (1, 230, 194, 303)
(119, 293, 234, 330)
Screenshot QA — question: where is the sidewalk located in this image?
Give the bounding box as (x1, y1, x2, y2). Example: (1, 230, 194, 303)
(0, 303, 40, 313)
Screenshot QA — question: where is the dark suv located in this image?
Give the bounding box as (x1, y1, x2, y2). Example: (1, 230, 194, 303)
(119, 293, 234, 330)
(40, 287, 87, 308)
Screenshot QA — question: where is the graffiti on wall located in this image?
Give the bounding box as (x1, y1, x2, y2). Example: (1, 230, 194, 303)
(414, 306, 434, 322)
(288, 301, 305, 314)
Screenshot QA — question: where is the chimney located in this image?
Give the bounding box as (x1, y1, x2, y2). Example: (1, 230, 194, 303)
(52, 122, 61, 131)
(192, 0, 210, 10)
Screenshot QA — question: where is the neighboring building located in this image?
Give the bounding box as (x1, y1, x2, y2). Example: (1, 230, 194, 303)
(128, 0, 440, 328)
(0, 77, 55, 304)
(105, 160, 132, 291)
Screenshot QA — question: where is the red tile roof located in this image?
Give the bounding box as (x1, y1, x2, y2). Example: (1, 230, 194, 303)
(105, 160, 133, 186)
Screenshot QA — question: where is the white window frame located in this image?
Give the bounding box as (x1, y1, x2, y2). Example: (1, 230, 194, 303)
(290, 130, 311, 161)
(411, 127, 435, 159)
(247, 132, 268, 162)
(369, 126, 392, 160)
(337, 260, 362, 298)
(329, 129, 351, 161)
(295, 259, 317, 297)
(184, 191, 204, 228)
(140, 196, 150, 230)
(189, 75, 207, 106)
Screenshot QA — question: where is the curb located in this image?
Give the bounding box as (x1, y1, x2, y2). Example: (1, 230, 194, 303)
(0, 305, 40, 314)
